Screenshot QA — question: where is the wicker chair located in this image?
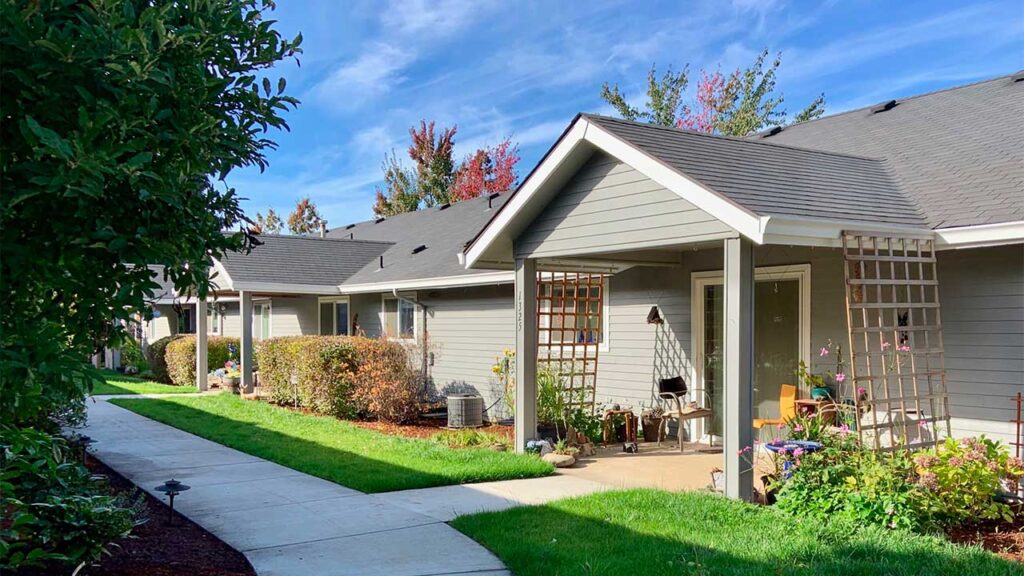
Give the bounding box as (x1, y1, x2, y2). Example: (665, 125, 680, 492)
(656, 376, 713, 453)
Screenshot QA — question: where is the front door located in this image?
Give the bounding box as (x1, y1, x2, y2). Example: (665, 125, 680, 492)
(693, 265, 809, 441)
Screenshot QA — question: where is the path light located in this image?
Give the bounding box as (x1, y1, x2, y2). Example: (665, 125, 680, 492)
(154, 479, 191, 525)
(77, 434, 96, 464)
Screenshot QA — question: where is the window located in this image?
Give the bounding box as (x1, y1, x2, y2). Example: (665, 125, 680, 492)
(539, 278, 609, 348)
(207, 304, 221, 334)
(382, 295, 415, 339)
(177, 307, 195, 334)
(256, 303, 271, 340)
(318, 297, 350, 336)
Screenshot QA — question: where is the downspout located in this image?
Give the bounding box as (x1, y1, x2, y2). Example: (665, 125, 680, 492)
(393, 288, 429, 392)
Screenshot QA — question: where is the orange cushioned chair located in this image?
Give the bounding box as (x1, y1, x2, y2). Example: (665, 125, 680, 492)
(753, 384, 797, 433)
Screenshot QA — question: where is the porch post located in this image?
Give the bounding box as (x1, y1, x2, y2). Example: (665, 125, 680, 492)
(196, 297, 208, 391)
(514, 257, 538, 453)
(723, 237, 754, 501)
(240, 291, 254, 394)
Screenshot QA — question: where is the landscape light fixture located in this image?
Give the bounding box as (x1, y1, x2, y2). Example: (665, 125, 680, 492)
(154, 479, 191, 525)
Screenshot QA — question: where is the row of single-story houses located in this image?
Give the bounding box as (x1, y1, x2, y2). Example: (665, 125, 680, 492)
(140, 73, 1022, 500)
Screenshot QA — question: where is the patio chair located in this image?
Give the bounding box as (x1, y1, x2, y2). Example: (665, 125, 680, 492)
(656, 376, 713, 453)
(752, 384, 797, 439)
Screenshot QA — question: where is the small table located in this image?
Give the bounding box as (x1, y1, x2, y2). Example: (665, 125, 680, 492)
(602, 409, 637, 446)
(794, 399, 838, 425)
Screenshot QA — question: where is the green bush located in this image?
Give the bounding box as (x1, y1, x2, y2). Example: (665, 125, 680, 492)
(146, 335, 183, 383)
(914, 436, 1024, 527)
(256, 335, 418, 422)
(164, 335, 239, 387)
(120, 337, 148, 374)
(431, 429, 508, 449)
(0, 427, 137, 572)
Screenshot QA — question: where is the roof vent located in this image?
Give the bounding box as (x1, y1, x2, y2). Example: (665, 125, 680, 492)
(374, 217, 385, 224)
(345, 223, 356, 230)
(871, 100, 898, 114)
(1012, 71, 1024, 83)
(487, 192, 500, 209)
(438, 203, 451, 211)
(411, 244, 427, 255)
(762, 126, 783, 138)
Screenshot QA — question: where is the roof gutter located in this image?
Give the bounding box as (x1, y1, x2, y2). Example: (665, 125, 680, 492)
(934, 220, 1024, 249)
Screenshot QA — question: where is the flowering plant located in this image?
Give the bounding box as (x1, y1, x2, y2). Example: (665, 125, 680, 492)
(492, 348, 516, 416)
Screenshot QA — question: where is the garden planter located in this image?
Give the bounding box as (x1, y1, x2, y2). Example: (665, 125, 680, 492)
(641, 417, 663, 442)
(224, 376, 241, 394)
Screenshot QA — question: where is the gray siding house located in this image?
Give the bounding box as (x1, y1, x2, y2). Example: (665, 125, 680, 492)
(145, 74, 1022, 500)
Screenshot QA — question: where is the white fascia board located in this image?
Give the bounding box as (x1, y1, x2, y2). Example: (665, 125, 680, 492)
(762, 217, 935, 248)
(935, 220, 1024, 249)
(230, 281, 341, 295)
(464, 120, 589, 268)
(582, 121, 766, 244)
(339, 271, 515, 294)
(209, 258, 234, 290)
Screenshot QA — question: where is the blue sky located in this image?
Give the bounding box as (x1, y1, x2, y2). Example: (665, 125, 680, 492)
(227, 0, 1023, 227)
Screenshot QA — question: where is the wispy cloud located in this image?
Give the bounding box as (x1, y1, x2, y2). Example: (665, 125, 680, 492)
(310, 43, 416, 112)
(381, 0, 499, 37)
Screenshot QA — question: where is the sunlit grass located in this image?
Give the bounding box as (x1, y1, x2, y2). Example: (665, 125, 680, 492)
(111, 393, 553, 493)
(91, 370, 197, 395)
(452, 489, 1016, 576)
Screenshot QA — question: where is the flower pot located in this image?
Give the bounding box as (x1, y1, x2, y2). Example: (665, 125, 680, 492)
(641, 417, 663, 442)
(224, 376, 240, 393)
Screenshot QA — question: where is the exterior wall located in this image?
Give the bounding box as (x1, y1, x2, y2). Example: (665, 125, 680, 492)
(148, 304, 178, 341)
(269, 295, 318, 336)
(939, 244, 1024, 445)
(514, 151, 734, 259)
(350, 293, 384, 337)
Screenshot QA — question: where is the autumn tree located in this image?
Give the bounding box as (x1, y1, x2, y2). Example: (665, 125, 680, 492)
(601, 64, 689, 127)
(408, 120, 456, 207)
(373, 151, 420, 217)
(287, 197, 323, 234)
(451, 138, 520, 201)
(253, 208, 284, 234)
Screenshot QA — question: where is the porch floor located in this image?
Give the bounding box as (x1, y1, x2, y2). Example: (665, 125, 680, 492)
(559, 441, 722, 492)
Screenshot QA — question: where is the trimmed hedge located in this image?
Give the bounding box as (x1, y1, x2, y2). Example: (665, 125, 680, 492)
(256, 335, 418, 422)
(164, 335, 240, 387)
(146, 335, 182, 382)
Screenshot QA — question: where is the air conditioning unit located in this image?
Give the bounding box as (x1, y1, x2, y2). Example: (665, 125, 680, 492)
(447, 394, 483, 428)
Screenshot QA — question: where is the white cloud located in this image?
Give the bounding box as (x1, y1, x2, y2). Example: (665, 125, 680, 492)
(310, 43, 416, 111)
(380, 0, 498, 37)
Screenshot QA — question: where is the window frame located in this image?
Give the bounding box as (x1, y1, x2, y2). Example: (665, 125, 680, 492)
(207, 303, 222, 335)
(254, 301, 272, 340)
(538, 276, 610, 352)
(381, 294, 417, 341)
(318, 296, 351, 336)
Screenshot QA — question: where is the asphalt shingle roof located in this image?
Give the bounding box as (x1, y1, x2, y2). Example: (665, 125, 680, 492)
(218, 235, 392, 286)
(758, 74, 1024, 228)
(584, 113, 928, 227)
(327, 192, 510, 285)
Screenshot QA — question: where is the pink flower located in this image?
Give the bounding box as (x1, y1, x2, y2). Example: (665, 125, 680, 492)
(835, 372, 846, 383)
(917, 472, 939, 491)
(857, 387, 867, 397)
(918, 419, 928, 429)
(897, 345, 911, 353)
(882, 341, 891, 350)
(819, 347, 829, 357)
(771, 437, 780, 444)
(793, 447, 805, 457)
(794, 424, 804, 432)
(839, 424, 850, 435)
(777, 423, 785, 430)
(948, 456, 963, 467)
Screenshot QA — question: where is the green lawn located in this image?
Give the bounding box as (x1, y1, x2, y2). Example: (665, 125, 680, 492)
(452, 489, 1018, 576)
(91, 370, 197, 395)
(110, 393, 553, 493)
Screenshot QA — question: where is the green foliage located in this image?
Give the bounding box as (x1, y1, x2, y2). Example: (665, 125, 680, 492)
(0, 0, 301, 426)
(119, 338, 148, 374)
(535, 365, 569, 425)
(254, 208, 284, 234)
(287, 197, 322, 234)
(373, 150, 421, 217)
(145, 334, 183, 383)
(256, 336, 419, 422)
(164, 335, 239, 387)
(431, 429, 508, 450)
(565, 407, 603, 444)
(913, 436, 1024, 527)
(784, 411, 831, 443)
(600, 64, 689, 126)
(0, 427, 137, 572)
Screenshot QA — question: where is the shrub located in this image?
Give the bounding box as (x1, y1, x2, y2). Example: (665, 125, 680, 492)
(913, 436, 1024, 527)
(431, 429, 507, 450)
(146, 335, 182, 382)
(120, 337, 148, 375)
(164, 335, 240, 387)
(0, 427, 137, 572)
(256, 335, 419, 422)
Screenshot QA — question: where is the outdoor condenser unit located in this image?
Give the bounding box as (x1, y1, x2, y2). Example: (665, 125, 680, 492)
(447, 394, 484, 428)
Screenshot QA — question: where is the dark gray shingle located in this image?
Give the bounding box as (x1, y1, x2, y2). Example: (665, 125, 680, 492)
(218, 235, 392, 286)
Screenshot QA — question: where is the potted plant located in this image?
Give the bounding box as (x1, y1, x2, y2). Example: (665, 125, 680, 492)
(222, 360, 241, 393)
(641, 405, 664, 442)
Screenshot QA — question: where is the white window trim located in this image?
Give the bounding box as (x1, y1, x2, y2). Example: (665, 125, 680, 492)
(381, 294, 418, 341)
(207, 303, 222, 335)
(690, 263, 811, 443)
(253, 301, 273, 340)
(318, 296, 351, 336)
(538, 276, 610, 353)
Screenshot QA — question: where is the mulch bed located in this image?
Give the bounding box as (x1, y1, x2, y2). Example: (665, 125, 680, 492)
(946, 507, 1024, 563)
(79, 457, 255, 576)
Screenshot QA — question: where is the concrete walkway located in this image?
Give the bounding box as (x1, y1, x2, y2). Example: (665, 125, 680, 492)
(80, 396, 608, 576)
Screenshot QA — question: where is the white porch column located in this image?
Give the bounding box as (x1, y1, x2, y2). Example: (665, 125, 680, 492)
(240, 290, 254, 394)
(196, 297, 208, 391)
(723, 237, 755, 501)
(514, 257, 538, 453)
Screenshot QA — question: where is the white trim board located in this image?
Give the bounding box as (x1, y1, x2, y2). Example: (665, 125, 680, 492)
(339, 271, 514, 294)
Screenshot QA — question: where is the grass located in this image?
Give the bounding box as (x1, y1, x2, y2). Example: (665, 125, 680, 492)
(451, 489, 1019, 576)
(110, 393, 553, 493)
(91, 370, 197, 396)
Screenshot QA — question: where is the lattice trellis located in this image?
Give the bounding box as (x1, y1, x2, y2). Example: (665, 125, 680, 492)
(536, 272, 605, 414)
(842, 232, 952, 450)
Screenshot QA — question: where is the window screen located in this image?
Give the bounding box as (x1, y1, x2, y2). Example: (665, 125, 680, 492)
(319, 302, 333, 335)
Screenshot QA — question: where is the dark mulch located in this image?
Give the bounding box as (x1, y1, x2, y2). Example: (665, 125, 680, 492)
(78, 457, 255, 576)
(947, 507, 1024, 563)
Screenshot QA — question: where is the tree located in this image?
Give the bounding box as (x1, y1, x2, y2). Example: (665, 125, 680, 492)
(600, 64, 689, 127)
(0, 0, 301, 426)
(408, 120, 456, 207)
(287, 197, 323, 234)
(254, 208, 284, 234)
(450, 138, 520, 201)
(373, 151, 420, 217)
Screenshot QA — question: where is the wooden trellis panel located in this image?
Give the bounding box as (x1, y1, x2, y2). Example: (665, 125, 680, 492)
(536, 272, 605, 414)
(842, 232, 952, 450)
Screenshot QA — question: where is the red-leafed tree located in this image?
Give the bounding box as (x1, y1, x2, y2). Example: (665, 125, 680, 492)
(450, 138, 520, 202)
(408, 120, 456, 207)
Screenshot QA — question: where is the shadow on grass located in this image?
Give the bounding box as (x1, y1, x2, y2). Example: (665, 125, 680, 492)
(109, 395, 552, 493)
(451, 489, 1019, 576)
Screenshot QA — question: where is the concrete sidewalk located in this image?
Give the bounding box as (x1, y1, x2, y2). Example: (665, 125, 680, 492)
(81, 396, 608, 576)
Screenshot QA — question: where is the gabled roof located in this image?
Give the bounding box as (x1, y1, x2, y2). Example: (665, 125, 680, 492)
(584, 114, 926, 227)
(758, 73, 1024, 228)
